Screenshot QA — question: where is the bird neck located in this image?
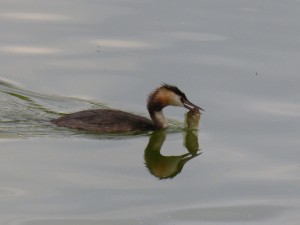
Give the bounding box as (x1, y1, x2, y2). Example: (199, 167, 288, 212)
(148, 109, 168, 129)
(147, 89, 169, 129)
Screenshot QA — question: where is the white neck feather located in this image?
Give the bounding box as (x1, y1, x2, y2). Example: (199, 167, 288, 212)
(152, 110, 168, 129)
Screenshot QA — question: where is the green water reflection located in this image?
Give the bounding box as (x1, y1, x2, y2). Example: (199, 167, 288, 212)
(145, 111, 201, 179)
(144, 129, 201, 179)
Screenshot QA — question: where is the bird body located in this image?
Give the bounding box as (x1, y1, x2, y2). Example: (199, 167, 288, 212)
(52, 84, 203, 133)
(53, 109, 154, 132)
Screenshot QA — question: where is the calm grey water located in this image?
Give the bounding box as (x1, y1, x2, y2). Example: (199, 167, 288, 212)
(1, 0, 300, 224)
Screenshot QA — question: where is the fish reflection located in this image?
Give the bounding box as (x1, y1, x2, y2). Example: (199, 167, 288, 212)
(144, 110, 202, 179)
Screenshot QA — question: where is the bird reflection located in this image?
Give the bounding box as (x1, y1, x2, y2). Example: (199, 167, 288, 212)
(144, 110, 202, 179)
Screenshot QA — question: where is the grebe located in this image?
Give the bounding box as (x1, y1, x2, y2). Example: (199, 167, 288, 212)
(52, 84, 203, 132)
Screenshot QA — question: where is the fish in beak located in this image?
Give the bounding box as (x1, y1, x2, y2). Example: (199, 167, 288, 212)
(182, 98, 204, 112)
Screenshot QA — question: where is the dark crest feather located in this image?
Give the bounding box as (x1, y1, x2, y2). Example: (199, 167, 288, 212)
(161, 83, 187, 99)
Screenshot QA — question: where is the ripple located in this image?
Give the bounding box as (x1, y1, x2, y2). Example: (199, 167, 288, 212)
(15, 218, 138, 225)
(161, 203, 287, 222)
(238, 7, 260, 12)
(172, 32, 230, 42)
(92, 39, 150, 49)
(0, 80, 106, 138)
(0, 187, 27, 197)
(0, 45, 60, 55)
(0, 12, 70, 22)
(247, 101, 300, 117)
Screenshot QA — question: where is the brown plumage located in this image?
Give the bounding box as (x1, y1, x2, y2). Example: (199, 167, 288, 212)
(53, 109, 154, 132)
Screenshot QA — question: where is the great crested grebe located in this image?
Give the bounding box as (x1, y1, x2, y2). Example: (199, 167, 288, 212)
(52, 84, 203, 132)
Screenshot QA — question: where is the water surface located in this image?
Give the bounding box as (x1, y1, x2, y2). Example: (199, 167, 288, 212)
(0, 0, 300, 224)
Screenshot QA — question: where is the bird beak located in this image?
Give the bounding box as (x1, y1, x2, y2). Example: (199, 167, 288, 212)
(182, 98, 204, 112)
